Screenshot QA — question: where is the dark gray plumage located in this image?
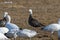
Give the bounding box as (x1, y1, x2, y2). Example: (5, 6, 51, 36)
(28, 9, 45, 27)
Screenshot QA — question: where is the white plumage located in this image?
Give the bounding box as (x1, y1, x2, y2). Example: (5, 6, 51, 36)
(0, 27, 9, 34)
(29, 9, 32, 14)
(0, 33, 10, 40)
(3, 12, 8, 18)
(6, 23, 19, 31)
(0, 27, 10, 40)
(42, 19, 60, 40)
(5, 29, 18, 39)
(4, 12, 19, 40)
(17, 29, 37, 40)
(4, 12, 19, 30)
(44, 24, 60, 32)
(43, 19, 60, 33)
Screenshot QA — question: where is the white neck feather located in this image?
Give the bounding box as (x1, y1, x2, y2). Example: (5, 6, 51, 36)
(29, 9, 32, 14)
(6, 15, 11, 23)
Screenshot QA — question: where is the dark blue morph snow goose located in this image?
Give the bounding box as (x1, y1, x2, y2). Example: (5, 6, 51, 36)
(28, 9, 45, 27)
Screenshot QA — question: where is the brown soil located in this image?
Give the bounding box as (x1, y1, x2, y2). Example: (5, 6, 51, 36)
(0, 0, 60, 40)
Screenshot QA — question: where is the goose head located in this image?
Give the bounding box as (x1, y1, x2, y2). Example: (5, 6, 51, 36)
(3, 12, 8, 21)
(3, 12, 11, 23)
(29, 9, 32, 15)
(3, 12, 8, 18)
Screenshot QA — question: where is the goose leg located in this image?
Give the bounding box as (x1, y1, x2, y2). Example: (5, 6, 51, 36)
(50, 35, 53, 40)
(30, 37, 31, 40)
(50, 31, 54, 40)
(19, 37, 21, 40)
(14, 37, 16, 40)
(14, 32, 17, 40)
(14, 35, 16, 40)
(11, 38, 14, 40)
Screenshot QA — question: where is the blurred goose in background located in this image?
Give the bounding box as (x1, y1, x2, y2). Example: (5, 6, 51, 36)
(4, 1, 12, 4)
(4, 12, 19, 40)
(17, 28, 38, 40)
(28, 9, 45, 27)
(41, 18, 60, 40)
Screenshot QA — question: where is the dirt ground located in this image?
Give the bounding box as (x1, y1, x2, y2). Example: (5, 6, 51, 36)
(0, 0, 60, 40)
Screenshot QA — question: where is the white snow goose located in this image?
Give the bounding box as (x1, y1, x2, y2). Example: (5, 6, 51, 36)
(3, 12, 19, 40)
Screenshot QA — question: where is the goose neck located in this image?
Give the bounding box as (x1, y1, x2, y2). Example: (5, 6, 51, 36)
(6, 15, 11, 24)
